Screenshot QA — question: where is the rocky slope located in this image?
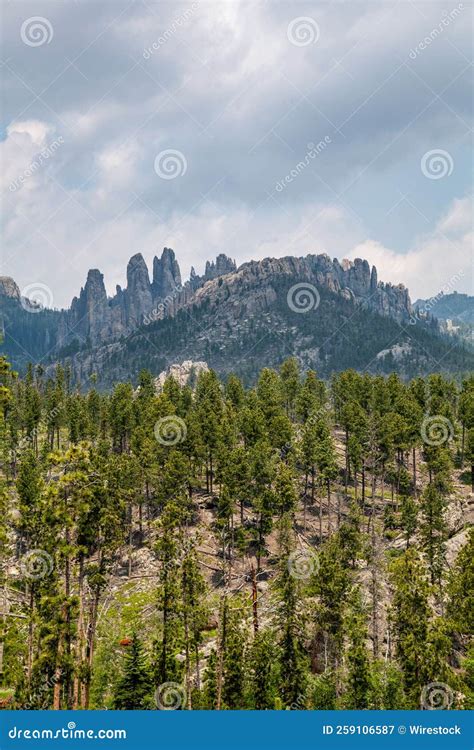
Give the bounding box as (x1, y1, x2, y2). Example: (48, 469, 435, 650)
(0, 249, 233, 366)
(1, 249, 472, 386)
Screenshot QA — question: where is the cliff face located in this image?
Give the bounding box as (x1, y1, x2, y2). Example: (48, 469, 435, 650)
(125, 253, 153, 328)
(152, 247, 182, 299)
(186, 254, 411, 324)
(1, 248, 420, 381)
(68, 269, 110, 345)
(59, 249, 237, 346)
(0, 277, 21, 300)
(57, 251, 411, 350)
(65, 249, 235, 345)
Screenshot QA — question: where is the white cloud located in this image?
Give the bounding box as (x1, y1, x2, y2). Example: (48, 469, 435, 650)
(346, 196, 473, 299)
(7, 120, 53, 145)
(0, 120, 60, 194)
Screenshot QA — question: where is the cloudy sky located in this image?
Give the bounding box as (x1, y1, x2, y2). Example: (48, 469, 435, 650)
(1, 0, 472, 308)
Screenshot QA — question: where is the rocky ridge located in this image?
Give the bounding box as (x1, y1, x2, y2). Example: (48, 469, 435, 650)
(1, 250, 411, 352)
(5, 248, 467, 386)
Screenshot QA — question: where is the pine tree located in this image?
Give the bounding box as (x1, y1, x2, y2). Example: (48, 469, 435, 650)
(246, 630, 280, 709)
(113, 635, 152, 709)
(222, 602, 247, 709)
(181, 543, 208, 704)
(311, 533, 350, 673)
(1, 361, 471, 713)
(154, 503, 184, 689)
(399, 493, 418, 547)
(343, 587, 372, 709)
(390, 548, 451, 707)
(446, 527, 473, 637)
(279, 357, 300, 417)
(275, 516, 309, 707)
(201, 650, 218, 709)
(419, 483, 447, 588)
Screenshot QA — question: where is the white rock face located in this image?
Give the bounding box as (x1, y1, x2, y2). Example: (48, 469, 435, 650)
(154, 360, 209, 391)
(0, 276, 21, 300)
(376, 342, 412, 360)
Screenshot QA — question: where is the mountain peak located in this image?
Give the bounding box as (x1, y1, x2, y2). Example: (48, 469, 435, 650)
(152, 247, 182, 299)
(0, 277, 21, 300)
(2, 248, 472, 386)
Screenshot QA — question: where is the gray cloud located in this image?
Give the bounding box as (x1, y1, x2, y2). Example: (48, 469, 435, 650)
(1, 0, 472, 306)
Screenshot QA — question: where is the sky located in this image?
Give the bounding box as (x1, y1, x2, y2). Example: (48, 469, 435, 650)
(1, 0, 472, 309)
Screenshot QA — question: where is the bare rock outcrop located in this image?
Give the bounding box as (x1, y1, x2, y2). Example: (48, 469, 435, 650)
(154, 360, 209, 391)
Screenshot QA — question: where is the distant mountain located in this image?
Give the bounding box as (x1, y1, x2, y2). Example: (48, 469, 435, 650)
(1, 251, 473, 388)
(414, 291, 473, 341)
(414, 291, 473, 322)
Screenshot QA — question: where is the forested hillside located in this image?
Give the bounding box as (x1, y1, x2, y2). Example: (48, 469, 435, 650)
(0, 356, 473, 711)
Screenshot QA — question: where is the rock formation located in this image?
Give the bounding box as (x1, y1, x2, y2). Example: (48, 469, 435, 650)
(152, 247, 182, 300)
(153, 360, 209, 391)
(1, 248, 426, 383)
(125, 253, 153, 328)
(0, 277, 21, 300)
